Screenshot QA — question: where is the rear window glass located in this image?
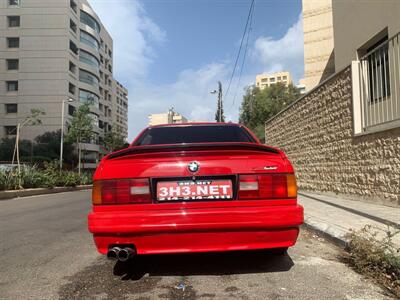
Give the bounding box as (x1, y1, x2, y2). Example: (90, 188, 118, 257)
(134, 125, 256, 146)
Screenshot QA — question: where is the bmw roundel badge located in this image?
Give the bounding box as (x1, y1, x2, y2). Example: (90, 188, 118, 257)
(188, 161, 200, 173)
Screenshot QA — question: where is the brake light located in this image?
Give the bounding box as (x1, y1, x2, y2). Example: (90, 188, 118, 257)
(238, 174, 297, 199)
(92, 179, 151, 205)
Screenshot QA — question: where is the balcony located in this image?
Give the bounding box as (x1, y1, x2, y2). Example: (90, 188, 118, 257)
(352, 31, 400, 134)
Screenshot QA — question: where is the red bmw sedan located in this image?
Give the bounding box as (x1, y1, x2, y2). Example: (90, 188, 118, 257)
(88, 123, 303, 261)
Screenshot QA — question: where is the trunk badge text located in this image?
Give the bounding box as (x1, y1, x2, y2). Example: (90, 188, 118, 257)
(263, 166, 278, 170)
(188, 161, 200, 173)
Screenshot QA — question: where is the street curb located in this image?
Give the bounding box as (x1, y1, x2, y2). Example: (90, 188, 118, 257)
(302, 221, 348, 248)
(0, 185, 92, 200)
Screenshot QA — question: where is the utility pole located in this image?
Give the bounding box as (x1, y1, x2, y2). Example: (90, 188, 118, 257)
(212, 81, 224, 122)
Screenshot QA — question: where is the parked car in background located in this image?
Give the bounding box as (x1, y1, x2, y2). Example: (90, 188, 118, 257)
(88, 123, 303, 262)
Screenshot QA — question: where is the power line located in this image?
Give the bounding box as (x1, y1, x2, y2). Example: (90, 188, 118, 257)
(231, 0, 254, 109)
(223, 0, 255, 105)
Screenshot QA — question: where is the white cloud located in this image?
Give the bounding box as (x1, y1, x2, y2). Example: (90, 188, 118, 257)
(253, 14, 304, 82)
(89, 0, 166, 80)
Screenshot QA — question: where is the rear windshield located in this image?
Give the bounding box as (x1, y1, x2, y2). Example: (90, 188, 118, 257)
(134, 125, 256, 146)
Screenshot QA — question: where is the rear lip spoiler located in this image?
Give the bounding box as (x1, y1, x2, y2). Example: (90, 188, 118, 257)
(107, 142, 280, 160)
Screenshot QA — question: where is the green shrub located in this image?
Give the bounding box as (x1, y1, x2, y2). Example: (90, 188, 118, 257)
(0, 160, 94, 190)
(346, 225, 400, 297)
(19, 165, 56, 188)
(79, 172, 93, 185)
(0, 171, 9, 190)
(61, 171, 80, 187)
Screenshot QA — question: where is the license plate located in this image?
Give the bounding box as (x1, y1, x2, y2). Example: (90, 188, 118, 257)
(157, 179, 233, 201)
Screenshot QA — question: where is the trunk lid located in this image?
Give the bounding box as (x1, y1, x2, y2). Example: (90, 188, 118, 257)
(95, 143, 290, 180)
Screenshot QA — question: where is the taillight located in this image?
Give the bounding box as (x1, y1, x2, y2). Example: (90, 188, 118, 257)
(238, 174, 297, 200)
(92, 178, 151, 205)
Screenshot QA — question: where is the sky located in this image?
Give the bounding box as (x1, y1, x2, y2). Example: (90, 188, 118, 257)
(89, 0, 303, 140)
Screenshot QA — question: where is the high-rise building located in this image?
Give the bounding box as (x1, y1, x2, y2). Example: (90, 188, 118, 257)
(0, 0, 128, 168)
(111, 79, 128, 139)
(302, 0, 335, 91)
(148, 109, 188, 126)
(255, 71, 293, 90)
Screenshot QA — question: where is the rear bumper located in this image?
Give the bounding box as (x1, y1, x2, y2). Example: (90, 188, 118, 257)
(88, 204, 304, 254)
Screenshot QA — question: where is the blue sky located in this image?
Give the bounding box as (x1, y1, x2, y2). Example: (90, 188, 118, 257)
(89, 0, 303, 139)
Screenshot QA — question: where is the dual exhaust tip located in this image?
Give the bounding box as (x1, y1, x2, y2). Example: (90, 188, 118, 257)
(107, 246, 136, 262)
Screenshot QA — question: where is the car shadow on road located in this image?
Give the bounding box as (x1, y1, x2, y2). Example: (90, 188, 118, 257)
(113, 249, 294, 281)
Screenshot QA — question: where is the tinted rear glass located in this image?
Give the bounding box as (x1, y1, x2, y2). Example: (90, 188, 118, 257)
(134, 125, 256, 146)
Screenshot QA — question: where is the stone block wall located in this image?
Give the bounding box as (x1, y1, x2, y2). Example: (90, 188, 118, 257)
(265, 67, 400, 207)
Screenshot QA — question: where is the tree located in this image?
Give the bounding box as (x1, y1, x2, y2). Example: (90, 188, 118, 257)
(214, 81, 225, 122)
(66, 103, 93, 175)
(103, 127, 127, 153)
(239, 83, 300, 141)
(35, 130, 75, 164)
(11, 109, 45, 187)
(0, 138, 32, 162)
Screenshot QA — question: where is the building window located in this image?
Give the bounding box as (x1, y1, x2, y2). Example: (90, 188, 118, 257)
(89, 113, 99, 127)
(68, 105, 75, 116)
(80, 31, 99, 52)
(70, 0, 77, 13)
(80, 10, 100, 33)
(79, 89, 99, 108)
(6, 81, 18, 91)
(5, 126, 17, 136)
(79, 50, 100, 69)
(8, 16, 20, 27)
(79, 69, 99, 87)
(69, 40, 78, 55)
(69, 19, 77, 33)
(354, 30, 400, 133)
(8, 0, 20, 6)
(69, 83, 76, 95)
(7, 37, 19, 48)
(269, 78, 275, 83)
(5, 103, 18, 113)
(6, 59, 19, 70)
(283, 76, 287, 80)
(366, 37, 390, 101)
(69, 61, 76, 73)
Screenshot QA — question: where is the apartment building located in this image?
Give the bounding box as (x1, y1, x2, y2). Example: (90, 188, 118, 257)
(255, 71, 293, 90)
(148, 109, 188, 126)
(302, 0, 335, 91)
(111, 79, 128, 139)
(0, 0, 128, 168)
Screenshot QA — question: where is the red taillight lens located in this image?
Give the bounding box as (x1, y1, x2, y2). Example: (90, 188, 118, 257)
(92, 178, 151, 205)
(238, 174, 297, 200)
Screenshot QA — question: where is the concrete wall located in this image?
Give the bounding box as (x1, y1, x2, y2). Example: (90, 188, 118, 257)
(265, 67, 400, 207)
(332, 0, 400, 71)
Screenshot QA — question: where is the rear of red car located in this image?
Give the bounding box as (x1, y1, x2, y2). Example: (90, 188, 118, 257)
(88, 123, 303, 259)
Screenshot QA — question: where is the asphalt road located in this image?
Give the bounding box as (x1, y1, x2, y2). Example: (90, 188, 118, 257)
(0, 190, 393, 300)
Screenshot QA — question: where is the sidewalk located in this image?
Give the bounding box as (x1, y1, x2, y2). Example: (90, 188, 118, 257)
(298, 191, 400, 247)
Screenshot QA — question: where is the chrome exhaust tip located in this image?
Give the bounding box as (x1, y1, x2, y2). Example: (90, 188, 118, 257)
(116, 247, 136, 262)
(107, 247, 121, 260)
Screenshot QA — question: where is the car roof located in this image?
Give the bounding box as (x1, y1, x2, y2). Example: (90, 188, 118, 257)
(148, 122, 242, 129)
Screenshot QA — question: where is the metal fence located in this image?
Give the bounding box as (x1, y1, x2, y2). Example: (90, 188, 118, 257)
(358, 32, 400, 130)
